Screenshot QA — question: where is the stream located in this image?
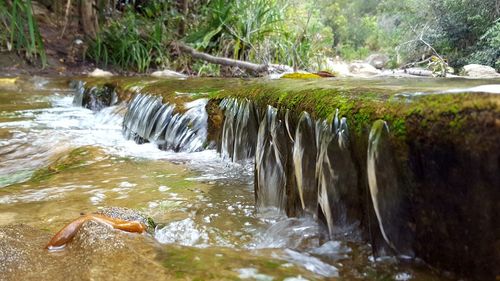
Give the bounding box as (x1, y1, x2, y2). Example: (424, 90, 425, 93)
(0, 76, 472, 280)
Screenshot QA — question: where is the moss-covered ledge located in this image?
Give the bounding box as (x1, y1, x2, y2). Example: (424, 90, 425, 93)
(74, 77, 499, 141)
(73, 77, 499, 280)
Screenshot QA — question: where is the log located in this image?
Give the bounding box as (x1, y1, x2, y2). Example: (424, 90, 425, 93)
(173, 42, 268, 73)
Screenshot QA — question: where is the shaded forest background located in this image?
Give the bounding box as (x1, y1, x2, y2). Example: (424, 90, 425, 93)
(1, 0, 499, 75)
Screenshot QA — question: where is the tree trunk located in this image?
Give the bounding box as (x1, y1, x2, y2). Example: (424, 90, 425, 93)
(80, 0, 98, 39)
(177, 0, 189, 37)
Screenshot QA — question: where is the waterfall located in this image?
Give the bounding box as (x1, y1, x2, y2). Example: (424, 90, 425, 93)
(219, 101, 361, 234)
(367, 120, 414, 257)
(292, 112, 317, 214)
(315, 111, 359, 238)
(219, 98, 260, 161)
(255, 105, 288, 211)
(71, 80, 85, 107)
(122, 93, 208, 152)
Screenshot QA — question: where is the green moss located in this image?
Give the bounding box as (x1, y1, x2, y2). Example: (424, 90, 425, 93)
(76, 77, 499, 148)
(281, 72, 322, 79)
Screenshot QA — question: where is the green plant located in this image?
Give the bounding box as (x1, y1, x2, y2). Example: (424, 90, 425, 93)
(192, 61, 220, 76)
(467, 21, 500, 71)
(86, 9, 171, 72)
(0, 0, 46, 66)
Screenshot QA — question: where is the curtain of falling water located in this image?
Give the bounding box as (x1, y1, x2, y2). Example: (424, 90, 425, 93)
(367, 120, 414, 257)
(316, 112, 360, 238)
(292, 112, 318, 215)
(219, 98, 259, 161)
(71, 81, 85, 107)
(122, 93, 208, 152)
(209, 98, 417, 258)
(255, 105, 288, 211)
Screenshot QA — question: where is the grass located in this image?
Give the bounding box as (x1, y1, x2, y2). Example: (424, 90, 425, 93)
(0, 0, 46, 66)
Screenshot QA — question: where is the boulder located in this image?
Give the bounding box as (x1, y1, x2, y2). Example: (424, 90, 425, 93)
(150, 69, 187, 78)
(365, 54, 389, 69)
(462, 64, 500, 78)
(89, 68, 114, 77)
(348, 62, 381, 76)
(326, 58, 351, 77)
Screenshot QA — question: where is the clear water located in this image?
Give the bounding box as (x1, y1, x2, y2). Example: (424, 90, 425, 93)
(0, 77, 451, 280)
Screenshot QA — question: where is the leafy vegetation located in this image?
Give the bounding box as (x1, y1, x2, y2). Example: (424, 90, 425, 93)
(1, 0, 499, 74)
(0, 0, 46, 66)
(86, 4, 172, 72)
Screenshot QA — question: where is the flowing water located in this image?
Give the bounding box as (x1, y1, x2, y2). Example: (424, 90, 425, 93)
(0, 77, 462, 280)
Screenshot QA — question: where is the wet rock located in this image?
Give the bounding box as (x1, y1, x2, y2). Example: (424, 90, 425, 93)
(80, 84, 118, 111)
(405, 110, 500, 280)
(89, 68, 114, 77)
(365, 54, 389, 70)
(150, 69, 187, 78)
(462, 64, 500, 78)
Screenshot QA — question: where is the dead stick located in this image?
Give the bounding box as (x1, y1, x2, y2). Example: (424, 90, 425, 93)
(173, 42, 268, 73)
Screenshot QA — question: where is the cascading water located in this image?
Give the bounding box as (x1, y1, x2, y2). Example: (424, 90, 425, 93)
(316, 112, 360, 238)
(219, 100, 363, 239)
(219, 98, 259, 161)
(122, 93, 208, 152)
(255, 105, 289, 211)
(219, 101, 364, 238)
(367, 120, 414, 257)
(71, 80, 85, 107)
(292, 112, 318, 215)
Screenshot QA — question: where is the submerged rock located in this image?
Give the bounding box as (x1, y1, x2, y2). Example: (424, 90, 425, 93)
(462, 64, 500, 78)
(0, 208, 167, 281)
(31, 146, 107, 182)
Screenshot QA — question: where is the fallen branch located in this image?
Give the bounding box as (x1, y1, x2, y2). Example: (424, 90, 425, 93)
(173, 42, 268, 73)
